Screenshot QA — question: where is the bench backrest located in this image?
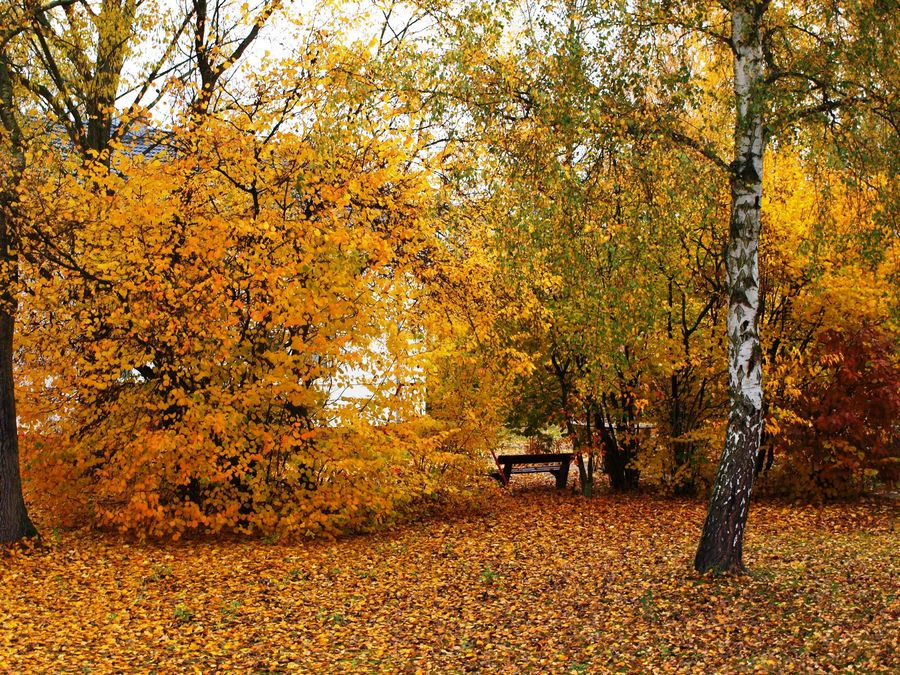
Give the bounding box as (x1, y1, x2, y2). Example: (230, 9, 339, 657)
(496, 453, 574, 464)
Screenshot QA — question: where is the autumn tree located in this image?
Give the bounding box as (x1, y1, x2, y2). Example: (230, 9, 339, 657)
(1, 0, 159, 541)
(593, 0, 897, 572)
(757, 149, 899, 498)
(685, 0, 769, 575)
(0, 0, 280, 542)
(425, 0, 669, 494)
(435, 0, 895, 560)
(688, 0, 898, 573)
(11, 2, 506, 538)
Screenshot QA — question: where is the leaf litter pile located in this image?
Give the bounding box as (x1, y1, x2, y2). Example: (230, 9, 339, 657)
(2, 483, 897, 673)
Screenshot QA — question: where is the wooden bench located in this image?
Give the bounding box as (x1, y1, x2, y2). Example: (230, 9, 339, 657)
(491, 453, 574, 489)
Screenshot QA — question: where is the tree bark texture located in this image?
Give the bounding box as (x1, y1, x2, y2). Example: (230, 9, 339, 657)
(86, 0, 139, 157)
(0, 310, 35, 544)
(0, 195, 36, 543)
(0, 59, 37, 544)
(695, 1, 767, 574)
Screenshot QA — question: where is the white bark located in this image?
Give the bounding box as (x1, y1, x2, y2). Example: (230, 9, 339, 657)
(695, 1, 767, 574)
(728, 4, 765, 416)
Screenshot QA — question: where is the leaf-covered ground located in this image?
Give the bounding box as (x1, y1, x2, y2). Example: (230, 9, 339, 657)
(2, 483, 897, 673)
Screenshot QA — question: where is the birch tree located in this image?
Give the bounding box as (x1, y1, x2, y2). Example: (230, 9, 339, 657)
(694, 0, 898, 572)
(441, 0, 896, 571)
(588, 0, 896, 572)
(693, 0, 767, 575)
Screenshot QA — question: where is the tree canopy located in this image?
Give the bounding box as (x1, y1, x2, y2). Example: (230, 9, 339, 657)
(0, 0, 896, 580)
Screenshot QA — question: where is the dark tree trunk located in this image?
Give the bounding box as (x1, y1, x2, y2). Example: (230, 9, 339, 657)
(0, 190, 36, 542)
(694, 402, 761, 574)
(603, 438, 640, 491)
(695, 0, 767, 575)
(87, 0, 139, 160)
(576, 453, 594, 498)
(596, 384, 641, 492)
(0, 58, 37, 544)
(0, 311, 36, 544)
(576, 400, 595, 497)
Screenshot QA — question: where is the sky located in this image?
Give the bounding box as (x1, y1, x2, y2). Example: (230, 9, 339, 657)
(117, 0, 420, 122)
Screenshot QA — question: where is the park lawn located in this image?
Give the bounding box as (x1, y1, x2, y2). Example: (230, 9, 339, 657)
(1, 484, 897, 673)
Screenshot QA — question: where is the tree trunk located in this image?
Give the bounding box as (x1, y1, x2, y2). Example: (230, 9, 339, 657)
(695, 1, 767, 575)
(87, 0, 139, 158)
(0, 195, 36, 543)
(576, 453, 594, 498)
(597, 402, 640, 492)
(0, 310, 36, 544)
(0, 59, 37, 544)
(603, 436, 640, 491)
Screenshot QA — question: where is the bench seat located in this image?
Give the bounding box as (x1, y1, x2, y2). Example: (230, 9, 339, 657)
(509, 465, 563, 474)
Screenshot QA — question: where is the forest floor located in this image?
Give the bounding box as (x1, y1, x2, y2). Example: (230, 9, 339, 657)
(1, 479, 897, 673)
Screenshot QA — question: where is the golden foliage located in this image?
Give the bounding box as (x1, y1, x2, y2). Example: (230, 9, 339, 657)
(15, 52, 499, 538)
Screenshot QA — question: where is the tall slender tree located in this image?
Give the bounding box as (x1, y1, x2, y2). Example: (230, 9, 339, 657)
(604, 0, 895, 573)
(694, 0, 898, 572)
(694, 0, 767, 574)
(1, 0, 155, 542)
(0, 44, 36, 542)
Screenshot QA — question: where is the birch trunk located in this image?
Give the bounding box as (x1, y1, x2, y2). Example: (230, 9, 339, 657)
(694, 1, 767, 574)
